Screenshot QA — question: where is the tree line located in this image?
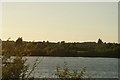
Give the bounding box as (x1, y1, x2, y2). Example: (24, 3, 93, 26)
(1, 37, 120, 58)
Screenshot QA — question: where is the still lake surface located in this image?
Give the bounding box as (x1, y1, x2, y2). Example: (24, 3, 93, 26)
(26, 57, 118, 78)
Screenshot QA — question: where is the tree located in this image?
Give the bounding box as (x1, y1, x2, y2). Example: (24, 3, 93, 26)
(61, 41, 65, 44)
(97, 38, 103, 44)
(15, 37, 23, 46)
(2, 38, 28, 80)
(2, 38, 40, 80)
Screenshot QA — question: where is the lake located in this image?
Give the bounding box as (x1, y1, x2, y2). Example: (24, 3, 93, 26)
(26, 57, 118, 78)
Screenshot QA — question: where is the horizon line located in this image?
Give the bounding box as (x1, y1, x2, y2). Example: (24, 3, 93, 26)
(0, 38, 118, 43)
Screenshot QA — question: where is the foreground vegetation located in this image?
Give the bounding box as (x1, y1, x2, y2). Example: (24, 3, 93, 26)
(55, 62, 89, 80)
(1, 37, 119, 58)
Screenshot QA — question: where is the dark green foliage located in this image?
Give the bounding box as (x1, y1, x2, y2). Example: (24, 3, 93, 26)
(2, 38, 27, 80)
(2, 38, 119, 57)
(2, 38, 38, 80)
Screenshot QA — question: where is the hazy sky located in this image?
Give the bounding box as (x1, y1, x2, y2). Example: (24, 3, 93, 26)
(2, 2, 118, 42)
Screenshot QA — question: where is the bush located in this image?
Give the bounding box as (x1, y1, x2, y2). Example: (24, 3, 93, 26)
(55, 62, 88, 80)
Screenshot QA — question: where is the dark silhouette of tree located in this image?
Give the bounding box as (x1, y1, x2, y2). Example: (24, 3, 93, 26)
(61, 41, 65, 44)
(97, 38, 103, 44)
(15, 37, 23, 45)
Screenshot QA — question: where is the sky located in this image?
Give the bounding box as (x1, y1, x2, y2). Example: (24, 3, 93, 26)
(1, 2, 118, 43)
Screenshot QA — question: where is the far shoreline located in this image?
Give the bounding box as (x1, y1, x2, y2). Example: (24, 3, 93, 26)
(19, 55, 119, 58)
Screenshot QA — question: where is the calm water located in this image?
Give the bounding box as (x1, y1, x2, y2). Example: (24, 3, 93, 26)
(26, 57, 118, 78)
